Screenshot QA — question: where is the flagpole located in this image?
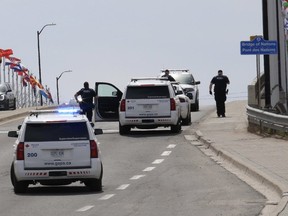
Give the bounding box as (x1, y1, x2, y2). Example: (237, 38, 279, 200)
(3, 57, 5, 83)
(16, 73, 19, 108)
(0, 57, 2, 84)
(11, 68, 14, 90)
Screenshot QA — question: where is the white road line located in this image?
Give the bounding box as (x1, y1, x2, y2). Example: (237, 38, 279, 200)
(161, 151, 172, 156)
(167, 144, 177, 149)
(152, 159, 164, 164)
(98, 194, 115, 200)
(76, 205, 94, 212)
(130, 175, 145, 180)
(143, 167, 155, 172)
(117, 184, 130, 190)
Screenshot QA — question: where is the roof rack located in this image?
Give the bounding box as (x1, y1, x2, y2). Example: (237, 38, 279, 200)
(131, 77, 168, 82)
(161, 69, 189, 72)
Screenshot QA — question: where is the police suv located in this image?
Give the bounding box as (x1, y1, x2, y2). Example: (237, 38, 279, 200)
(160, 69, 200, 111)
(94, 77, 182, 135)
(8, 108, 103, 193)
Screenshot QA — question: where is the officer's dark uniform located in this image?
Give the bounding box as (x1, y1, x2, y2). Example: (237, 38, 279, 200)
(75, 82, 96, 122)
(210, 73, 230, 117)
(162, 70, 175, 81)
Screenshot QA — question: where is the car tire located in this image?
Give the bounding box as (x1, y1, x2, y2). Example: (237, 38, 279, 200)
(182, 111, 191, 126)
(171, 119, 181, 133)
(12, 98, 16, 110)
(4, 100, 9, 110)
(191, 99, 199, 112)
(84, 163, 103, 192)
(10, 164, 29, 194)
(119, 123, 131, 135)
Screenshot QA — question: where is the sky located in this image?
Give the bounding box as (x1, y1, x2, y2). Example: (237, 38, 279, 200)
(1, 0, 263, 105)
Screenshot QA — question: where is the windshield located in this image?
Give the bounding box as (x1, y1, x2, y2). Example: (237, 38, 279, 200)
(170, 74, 195, 85)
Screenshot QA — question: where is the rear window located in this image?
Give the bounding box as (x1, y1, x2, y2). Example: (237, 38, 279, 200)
(126, 86, 170, 99)
(24, 122, 89, 142)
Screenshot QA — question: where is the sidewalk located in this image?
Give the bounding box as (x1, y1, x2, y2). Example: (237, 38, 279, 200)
(193, 100, 288, 216)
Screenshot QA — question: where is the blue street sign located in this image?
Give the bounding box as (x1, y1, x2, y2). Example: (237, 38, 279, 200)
(240, 36, 278, 55)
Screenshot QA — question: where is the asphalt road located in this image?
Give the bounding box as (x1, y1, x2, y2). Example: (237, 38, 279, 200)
(0, 106, 266, 216)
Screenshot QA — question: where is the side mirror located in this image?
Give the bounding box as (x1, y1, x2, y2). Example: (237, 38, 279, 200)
(195, 81, 200, 85)
(8, 131, 18, 138)
(17, 125, 22, 130)
(112, 91, 117, 97)
(90, 122, 95, 128)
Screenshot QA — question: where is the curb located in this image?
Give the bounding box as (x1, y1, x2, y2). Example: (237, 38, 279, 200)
(194, 130, 288, 216)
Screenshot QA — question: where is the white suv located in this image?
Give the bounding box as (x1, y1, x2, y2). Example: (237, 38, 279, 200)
(94, 78, 182, 134)
(8, 109, 103, 193)
(160, 70, 200, 111)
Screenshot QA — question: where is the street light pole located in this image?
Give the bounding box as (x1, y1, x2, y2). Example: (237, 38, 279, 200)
(37, 23, 56, 106)
(56, 70, 72, 105)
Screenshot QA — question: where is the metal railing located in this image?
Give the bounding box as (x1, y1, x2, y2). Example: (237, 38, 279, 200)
(246, 105, 288, 135)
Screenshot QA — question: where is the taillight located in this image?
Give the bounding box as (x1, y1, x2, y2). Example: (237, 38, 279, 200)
(90, 140, 98, 158)
(16, 142, 24, 160)
(170, 98, 176, 111)
(120, 99, 126, 112)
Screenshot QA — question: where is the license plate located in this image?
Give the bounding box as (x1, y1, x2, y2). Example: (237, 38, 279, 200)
(50, 150, 64, 158)
(143, 104, 152, 109)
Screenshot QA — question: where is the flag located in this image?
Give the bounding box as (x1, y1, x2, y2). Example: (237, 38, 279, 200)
(10, 63, 28, 72)
(29, 75, 37, 87)
(39, 88, 49, 99)
(22, 71, 30, 87)
(6, 56, 21, 64)
(10, 63, 23, 71)
(46, 88, 54, 103)
(22, 77, 28, 87)
(0, 49, 13, 57)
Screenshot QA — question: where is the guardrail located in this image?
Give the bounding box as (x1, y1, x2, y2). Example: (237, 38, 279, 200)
(246, 105, 288, 136)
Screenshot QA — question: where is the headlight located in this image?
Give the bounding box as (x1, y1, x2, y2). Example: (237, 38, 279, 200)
(186, 92, 193, 100)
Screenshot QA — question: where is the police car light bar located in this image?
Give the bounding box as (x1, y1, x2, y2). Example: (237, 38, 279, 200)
(29, 108, 81, 116)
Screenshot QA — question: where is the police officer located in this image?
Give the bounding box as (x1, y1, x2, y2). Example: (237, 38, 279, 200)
(74, 81, 96, 122)
(162, 69, 175, 81)
(209, 70, 230, 117)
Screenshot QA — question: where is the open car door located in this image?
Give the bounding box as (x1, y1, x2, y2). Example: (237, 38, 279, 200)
(94, 82, 123, 122)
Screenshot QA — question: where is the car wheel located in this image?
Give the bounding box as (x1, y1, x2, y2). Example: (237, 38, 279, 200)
(191, 99, 199, 112)
(119, 123, 131, 135)
(84, 163, 103, 192)
(12, 99, 16, 110)
(10, 164, 28, 194)
(182, 111, 191, 126)
(4, 100, 9, 110)
(171, 119, 181, 133)
(196, 99, 199, 111)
